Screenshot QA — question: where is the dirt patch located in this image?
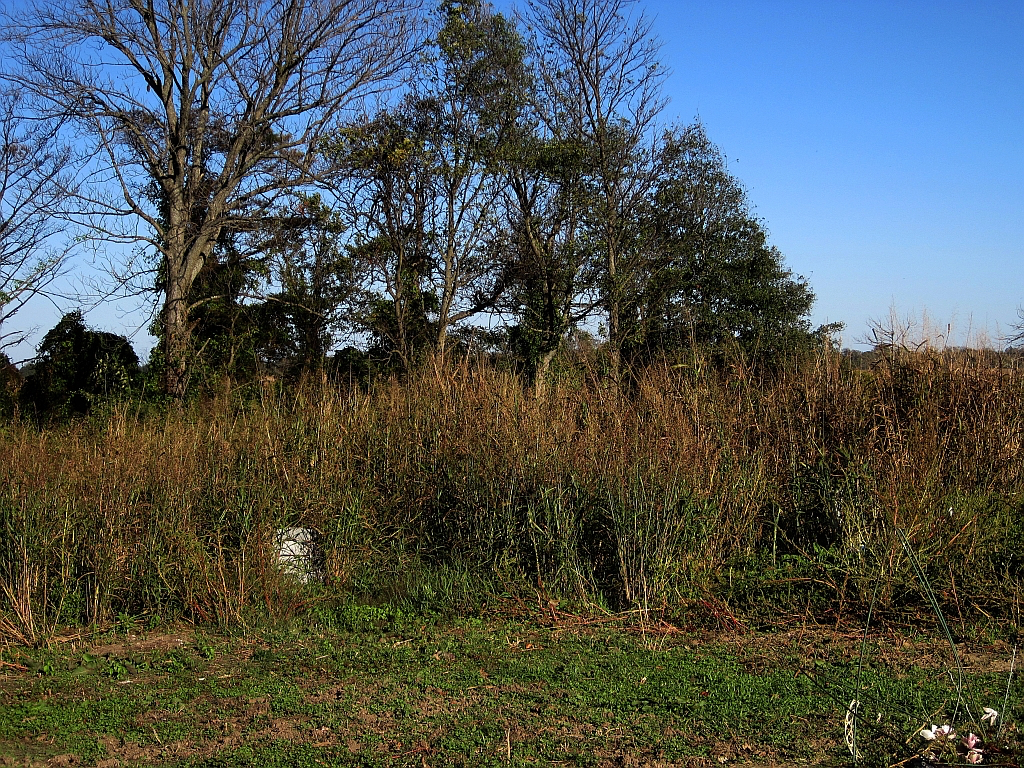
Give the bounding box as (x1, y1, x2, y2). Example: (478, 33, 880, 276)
(84, 632, 193, 659)
(415, 686, 487, 718)
(667, 625, 1018, 679)
(98, 713, 337, 765)
(43, 755, 79, 766)
(306, 679, 361, 704)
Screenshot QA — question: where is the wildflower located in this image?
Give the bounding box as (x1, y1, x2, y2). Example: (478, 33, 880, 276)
(919, 726, 937, 741)
(935, 724, 957, 740)
(981, 707, 999, 726)
(963, 732, 980, 749)
(966, 747, 983, 764)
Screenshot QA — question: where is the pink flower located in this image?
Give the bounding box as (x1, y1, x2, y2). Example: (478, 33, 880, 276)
(966, 747, 983, 764)
(963, 733, 980, 750)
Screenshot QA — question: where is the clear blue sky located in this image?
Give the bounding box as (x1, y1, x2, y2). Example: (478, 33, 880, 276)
(7, 0, 1023, 360)
(644, 0, 1023, 347)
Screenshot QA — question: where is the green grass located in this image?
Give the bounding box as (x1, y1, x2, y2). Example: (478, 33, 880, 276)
(2, 611, 1019, 767)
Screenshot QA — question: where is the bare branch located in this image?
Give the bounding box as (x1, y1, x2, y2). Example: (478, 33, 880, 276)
(2, 0, 423, 393)
(0, 87, 74, 352)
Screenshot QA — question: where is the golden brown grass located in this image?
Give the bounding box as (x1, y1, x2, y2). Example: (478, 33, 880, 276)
(2, 345, 1023, 641)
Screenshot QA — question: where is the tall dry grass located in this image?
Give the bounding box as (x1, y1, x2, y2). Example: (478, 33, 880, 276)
(2, 345, 1023, 641)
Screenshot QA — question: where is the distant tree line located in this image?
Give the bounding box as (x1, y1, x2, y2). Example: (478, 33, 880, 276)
(0, 0, 834, 404)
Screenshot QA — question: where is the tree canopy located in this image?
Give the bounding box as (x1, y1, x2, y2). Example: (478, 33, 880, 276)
(2, 0, 829, 395)
(627, 122, 820, 363)
(4, 0, 420, 394)
(19, 310, 139, 418)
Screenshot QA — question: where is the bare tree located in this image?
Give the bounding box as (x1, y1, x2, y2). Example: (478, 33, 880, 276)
(0, 87, 72, 354)
(336, 0, 525, 370)
(498, 134, 594, 391)
(1008, 307, 1024, 349)
(523, 0, 666, 383)
(3, 0, 421, 395)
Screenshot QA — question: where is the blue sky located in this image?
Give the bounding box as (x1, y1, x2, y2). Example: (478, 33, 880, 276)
(644, 0, 1023, 347)
(7, 0, 1023, 360)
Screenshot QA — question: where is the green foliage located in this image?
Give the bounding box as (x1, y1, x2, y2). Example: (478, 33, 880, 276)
(330, 112, 439, 370)
(497, 133, 595, 379)
(0, 350, 20, 419)
(327, 0, 532, 373)
(4, 614, 1019, 767)
(628, 122, 823, 364)
(326, 346, 379, 387)
(47, 1, 838, 394)
(18, 310, 139, 420)
(255, 195, 356, 378)
(179, 234, 271, 387)
(0, 0, 841, 397)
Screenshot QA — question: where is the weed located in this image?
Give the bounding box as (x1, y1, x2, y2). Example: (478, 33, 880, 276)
(2, 349, 1023, 636)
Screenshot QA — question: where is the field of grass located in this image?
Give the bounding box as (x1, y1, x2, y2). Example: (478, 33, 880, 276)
(2, 347, 1024, 766)
(2, 605, 1021, 767)
(3, 347, 1024, 638)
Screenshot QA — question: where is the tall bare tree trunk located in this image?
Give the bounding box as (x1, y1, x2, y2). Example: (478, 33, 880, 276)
(163, 275, 190, 398)
(607, 237, 621, 388)
(7, 0, 420, 396)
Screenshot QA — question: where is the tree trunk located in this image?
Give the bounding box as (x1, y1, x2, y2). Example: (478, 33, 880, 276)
(607, 244, 621, 388)
(533, 345, 559, 398)
(163, 275, 190, 398)
(161, 203, 211, 397)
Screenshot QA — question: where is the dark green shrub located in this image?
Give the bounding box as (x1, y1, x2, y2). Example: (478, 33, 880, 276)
(19, 310, 140, 420)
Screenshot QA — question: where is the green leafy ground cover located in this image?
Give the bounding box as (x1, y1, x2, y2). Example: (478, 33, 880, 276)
(2, 608, 1020, 767)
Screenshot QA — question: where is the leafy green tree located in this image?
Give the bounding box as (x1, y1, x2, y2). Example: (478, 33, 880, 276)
(0, 350, 20, 419)
(20, 310, 139, 418)
(628, 122, 821, 363)
(498, 137, 595, 385)
(336, 0, 528, 371)
(180, 231, 269, 386)
(422, 0, 528, 360)
(256, 194, 355, 377)
(523, 0, 666, 385)
(335, 110, 436, 370)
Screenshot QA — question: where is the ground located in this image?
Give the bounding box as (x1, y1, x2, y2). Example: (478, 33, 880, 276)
(0, 607, 1020, 767)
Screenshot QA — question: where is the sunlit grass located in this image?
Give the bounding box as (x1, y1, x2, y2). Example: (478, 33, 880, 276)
(2, 346, 1023, 641)
(6, 613, 1014, 767)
